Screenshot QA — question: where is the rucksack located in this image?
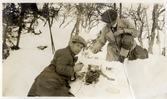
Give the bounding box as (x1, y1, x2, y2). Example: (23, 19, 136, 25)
(128, 45, 148, 60)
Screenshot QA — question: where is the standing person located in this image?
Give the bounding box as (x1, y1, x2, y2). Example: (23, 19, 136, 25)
(28, 35, 87, 97)
(91, 9, 139, 62)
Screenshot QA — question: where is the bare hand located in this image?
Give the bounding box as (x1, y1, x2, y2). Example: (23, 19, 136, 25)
(91, 47, 100, 54)
(74, 63, 84, 72)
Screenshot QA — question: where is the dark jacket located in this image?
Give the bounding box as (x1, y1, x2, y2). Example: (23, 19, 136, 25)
(28, 46, 77, 96)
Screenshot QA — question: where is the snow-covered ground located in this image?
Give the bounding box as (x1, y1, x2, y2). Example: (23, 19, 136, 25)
(126, 55, 167, 99)
(2, 18, 167, 99)
(69, 57, 132, 98)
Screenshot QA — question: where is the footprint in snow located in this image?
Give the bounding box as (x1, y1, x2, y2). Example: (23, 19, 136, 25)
(105, 87, 120, 94)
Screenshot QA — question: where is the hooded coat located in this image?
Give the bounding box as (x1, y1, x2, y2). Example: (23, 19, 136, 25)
(92, 18, 139, 62)
(28, 46, 77, 96)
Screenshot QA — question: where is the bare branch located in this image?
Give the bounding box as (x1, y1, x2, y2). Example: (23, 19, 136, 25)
(158, 9, 165, 15)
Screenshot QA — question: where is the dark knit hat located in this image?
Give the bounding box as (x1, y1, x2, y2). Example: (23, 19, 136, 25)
(71, 35, 87, 47)
(101, 9, 118, 23)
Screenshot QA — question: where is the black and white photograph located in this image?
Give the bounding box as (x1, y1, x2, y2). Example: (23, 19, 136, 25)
(1, 0, 167, 98)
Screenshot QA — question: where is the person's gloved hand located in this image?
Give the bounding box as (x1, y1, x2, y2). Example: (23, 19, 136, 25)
(74, 63, 84, 72)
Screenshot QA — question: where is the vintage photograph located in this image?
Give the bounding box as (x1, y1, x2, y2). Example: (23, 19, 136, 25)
(2, 1, 167, 98)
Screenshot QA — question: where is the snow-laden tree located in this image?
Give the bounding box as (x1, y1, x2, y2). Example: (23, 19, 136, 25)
(2, 3, 20, 59)
(148, 4, 165, 54)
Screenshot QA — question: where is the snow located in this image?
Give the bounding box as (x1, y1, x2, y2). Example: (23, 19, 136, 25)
(2, 18, 167, 99)
(69, 58, 132, 98)
(126, 55, 167, 99)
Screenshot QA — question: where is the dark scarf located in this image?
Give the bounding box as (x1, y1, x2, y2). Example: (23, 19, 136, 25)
(110, 25, 117, 33)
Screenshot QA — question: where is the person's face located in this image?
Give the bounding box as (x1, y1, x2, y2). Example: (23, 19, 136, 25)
(70, 42, 84, 55)
(107, 19, 117, 27)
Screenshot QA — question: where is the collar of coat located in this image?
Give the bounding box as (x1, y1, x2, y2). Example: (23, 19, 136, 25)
(66, 46, 78, 63)
(66, 46, 75, 57)
(104, 18, 127, 33)
(104, 18, 128, 44)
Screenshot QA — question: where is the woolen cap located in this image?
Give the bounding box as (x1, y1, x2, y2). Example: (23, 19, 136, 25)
(101, 9, 118, 23)
(72, 35, 87, 47)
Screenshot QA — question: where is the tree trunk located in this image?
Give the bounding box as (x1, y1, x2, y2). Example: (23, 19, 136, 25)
(119, 3, 122, 19)
(48, 17, 55, 54)
(15, 3, 28, 49)
(28, 17, 36, 33)
(114, 3, 116, 10)
(16, 23, 23, 48)
(156, 29, 161, 54)
(138, 24, 144, 47)
(59, 14, 66, 28)
(148, 4, 158, 54)
(28, 4, 38, 33)
(2, 23, 10, 59)
(70, 4, 82, 39)
(75, 12, 81, 36)
(16, 13, 24, 49)
(145, 9, 151, 42)
(3, 22, 8, 45)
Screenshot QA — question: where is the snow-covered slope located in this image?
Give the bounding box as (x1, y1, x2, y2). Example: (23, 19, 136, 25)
(2, 19, 167, 99)
(126, 55, 167, 99)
